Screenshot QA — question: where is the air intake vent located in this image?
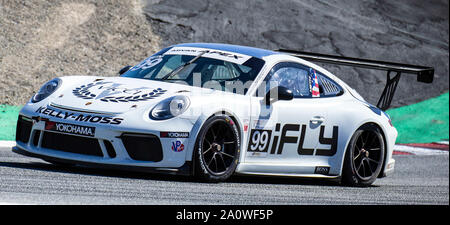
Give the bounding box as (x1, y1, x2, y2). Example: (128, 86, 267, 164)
(41, 132, 103, 157)
(16, 116, 33, 144)
(121, 133, 163, 162)
(103, 140, 116, 158)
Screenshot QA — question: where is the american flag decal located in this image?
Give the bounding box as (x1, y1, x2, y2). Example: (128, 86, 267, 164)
(311, 69, 320, 97)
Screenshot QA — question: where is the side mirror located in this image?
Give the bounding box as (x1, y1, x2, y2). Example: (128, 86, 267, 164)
(118, 65, 132, 75)
(263, 86, 293, 105)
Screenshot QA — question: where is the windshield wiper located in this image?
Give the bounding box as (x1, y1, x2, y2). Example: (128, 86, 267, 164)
(161, 50, 208, 80)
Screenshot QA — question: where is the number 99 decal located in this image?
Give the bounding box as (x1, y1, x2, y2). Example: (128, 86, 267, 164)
(130, 55, 163, 71)
(247, 129, 272, 153)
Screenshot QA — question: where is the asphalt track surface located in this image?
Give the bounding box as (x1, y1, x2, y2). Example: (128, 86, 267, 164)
(0, 146, 448, 205)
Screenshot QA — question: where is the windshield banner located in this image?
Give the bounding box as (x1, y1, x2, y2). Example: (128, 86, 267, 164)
(164, 47, 252, 65)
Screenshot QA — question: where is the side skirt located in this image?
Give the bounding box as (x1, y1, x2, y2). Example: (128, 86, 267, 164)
(235, 163, 340, 179)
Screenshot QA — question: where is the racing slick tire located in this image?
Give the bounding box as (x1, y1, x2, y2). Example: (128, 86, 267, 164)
(342, 124, 385, 187)
(194, 114, 240, 182)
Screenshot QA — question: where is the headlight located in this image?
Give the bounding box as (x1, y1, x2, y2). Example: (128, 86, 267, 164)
(150, 95, 190, 120)
(31, 78, 61, 103)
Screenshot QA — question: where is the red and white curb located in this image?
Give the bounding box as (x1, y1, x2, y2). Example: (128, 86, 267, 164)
(0, 141, 17, 149)
(1, 141, 448, 156)
(393, 142, 449, 156)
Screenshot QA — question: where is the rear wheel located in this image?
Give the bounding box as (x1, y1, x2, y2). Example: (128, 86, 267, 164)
(194, 115, 240, 182)
(342, 124, 385, 187)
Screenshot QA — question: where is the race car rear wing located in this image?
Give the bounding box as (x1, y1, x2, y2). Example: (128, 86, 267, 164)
(275, 49, 434, 110)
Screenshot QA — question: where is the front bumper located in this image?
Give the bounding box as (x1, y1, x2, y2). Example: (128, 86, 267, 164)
(382, 158, 395, 177)
(14, 104, 196, 172)
(380, 125, 397, 178)
(12, 146, 192, 175)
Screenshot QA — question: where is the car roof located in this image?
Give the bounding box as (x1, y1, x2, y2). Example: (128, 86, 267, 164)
(173, 43, 280, 59)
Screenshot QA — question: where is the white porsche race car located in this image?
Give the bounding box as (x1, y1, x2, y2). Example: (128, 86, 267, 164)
(13, 43, 434, 186)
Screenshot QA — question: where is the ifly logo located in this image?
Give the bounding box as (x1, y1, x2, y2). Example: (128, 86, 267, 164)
(171, 141, 185, 152)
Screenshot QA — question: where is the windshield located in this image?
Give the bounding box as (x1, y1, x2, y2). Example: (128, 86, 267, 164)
(121, 49, 265, 95)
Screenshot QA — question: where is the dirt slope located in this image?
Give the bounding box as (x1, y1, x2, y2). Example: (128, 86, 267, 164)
(0, 0, 161, 105)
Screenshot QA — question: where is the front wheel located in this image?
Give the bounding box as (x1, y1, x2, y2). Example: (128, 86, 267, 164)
(342, 124, 385, 187)
(194, 115, 240, 182)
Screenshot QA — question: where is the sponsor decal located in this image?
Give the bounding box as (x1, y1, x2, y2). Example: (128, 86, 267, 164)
(45, 121, 95, 137)
(171, 140, 185, 152)
(72, 81, 167, 103)
(243, 124, 249, 132)
(35, 106, 124, 125)
(314, 166, 330, 175)
(129, 55, 163, 71)
(163, 47, 251, 65)
(160, 131, 190, 138)
(248, 129, 272, 153)
(247, 123, 338, 157)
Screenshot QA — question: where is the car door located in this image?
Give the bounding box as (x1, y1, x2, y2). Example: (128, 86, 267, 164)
(245, 62, 336, 174)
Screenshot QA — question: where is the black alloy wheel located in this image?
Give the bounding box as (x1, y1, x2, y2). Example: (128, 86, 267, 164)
(194, 115, 240, 182)
(342, 124, 385, 187)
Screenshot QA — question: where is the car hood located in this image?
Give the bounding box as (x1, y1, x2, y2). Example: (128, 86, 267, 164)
(50, 76, 212, 114)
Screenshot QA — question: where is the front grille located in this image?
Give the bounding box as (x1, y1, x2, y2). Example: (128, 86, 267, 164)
(16, 116, 33, 143)
(121, 133, 163, 162)
(41, 131, 103, 157)
(32, 130, 41, 146)
(103, 140, 116, 158)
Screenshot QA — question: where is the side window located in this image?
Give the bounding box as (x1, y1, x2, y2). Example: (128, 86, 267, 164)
(316, 72, 344, 97)
(262, 62, 311, 98)
(256, 62, 343, 98)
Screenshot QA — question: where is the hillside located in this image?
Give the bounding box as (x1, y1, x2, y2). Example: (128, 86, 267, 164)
(0, 0, 448, 108)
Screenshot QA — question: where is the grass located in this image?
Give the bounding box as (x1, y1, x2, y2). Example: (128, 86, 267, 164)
(386, 92, 449, 144)
(0, 104, 21, 140)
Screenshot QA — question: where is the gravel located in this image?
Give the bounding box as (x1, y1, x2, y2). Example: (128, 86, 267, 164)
(0, 0, 161, 105)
